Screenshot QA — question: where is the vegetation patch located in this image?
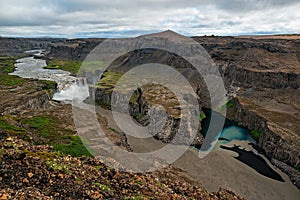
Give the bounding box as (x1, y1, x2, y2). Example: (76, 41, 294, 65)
(0, 57, 15, 74)
(22, 115, 92, 157)
(226, 100, 234, 108)
(39, 80, 57, 92)
(45, 60, 82, 75)
(0, 117, 26, 135)
(96, 71, 123, 89)
(52, 136, 92, 157)
(23, 116, 57, 138)
(0, 74, 28, 86)
(77, 61, 105, 75)
(93, 182, 111, 192)
(135, 113, 143, 120)
(108, 127, 117, 132)
(250, 129, 262, 141)
(199, 111, 206, 121)
(46, 160, 70, 173)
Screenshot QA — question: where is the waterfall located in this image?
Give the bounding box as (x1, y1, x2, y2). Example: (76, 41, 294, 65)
(53, 77, 89, 102)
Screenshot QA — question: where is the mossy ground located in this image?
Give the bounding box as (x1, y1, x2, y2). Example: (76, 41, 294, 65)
(0, 57, 15, 73)
(0, 74, 29, 86)
(22, 115, 92, 157)
(250, 129, 262, 141)
(96, 71, 123, 89)
(0, 116, 26, 135)
(45, 60, 82, 75)
(45, 59, 105, 76)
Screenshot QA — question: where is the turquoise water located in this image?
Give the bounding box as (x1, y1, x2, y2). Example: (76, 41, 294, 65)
(219, 126, 256, 144)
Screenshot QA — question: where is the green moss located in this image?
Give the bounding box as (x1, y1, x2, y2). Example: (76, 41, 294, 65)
(251, 129, 262, 141)
(24, 150, 60, 160)
(94, 165, 104, 170)
(199, 111, 206, 121)
(0, 148, 5, 156)
(226, 100, 234, 108)
(52, 136, 93, 157)
(96, 71, 123, 89)
(22, 115, 92, 157)
(46, 160, 70, 173)
(133, 178, 143, 185)
(0, 74, 28, 86)
(108, 127, 117, 132)
(39, 80, 57, 90)
(45, 60, 82, 75)
(0, 57, 15, 74)
(78, 61, 105, 75)
(135, 113, 143, 120)
(237, 122, 243, 127)
(43, 65, 61, 70)
(0, 117, 26, 135)
(93, 182, 111, 192)
(23, 116, 55, 138)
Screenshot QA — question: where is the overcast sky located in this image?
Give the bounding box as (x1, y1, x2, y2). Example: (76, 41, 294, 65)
(0, 0, 299, 38)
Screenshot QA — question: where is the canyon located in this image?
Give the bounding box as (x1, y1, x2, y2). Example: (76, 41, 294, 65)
(0, 32, 299, 199)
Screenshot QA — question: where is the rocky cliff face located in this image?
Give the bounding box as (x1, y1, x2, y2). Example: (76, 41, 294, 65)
(0, 37, 63, 57)
(91, 83, 204, 147)
(0, 79, 56, 115)
(47, 38, 103, 61)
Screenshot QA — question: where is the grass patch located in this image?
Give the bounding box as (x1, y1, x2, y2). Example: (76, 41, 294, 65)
(237, 122, 243, 127)
(0, 117, 26, 135)
(52, 136, 92, 157)
(96, 71, 123, 89)
(46, 160, 70, 173)
(251, 129, 262, 141)
(24, 150, 60, 160)
(108, 127, 117, 132)
(135, 113, 143, 120)
(78, 61, 105, 75)
(133, 178, 143, 185)
(45, 60, 82, 75)
(199, 111, 206, 121)
(0, 57, 15, 73)
(226, 100, 234, 108)
(94, 165, 104, 170)
(93, 182, 111, 192)
(39, 80, 57, 91)
(0, 74, 28, 86)
(23, 116, 56, 138)
(22, 115, 92, 157)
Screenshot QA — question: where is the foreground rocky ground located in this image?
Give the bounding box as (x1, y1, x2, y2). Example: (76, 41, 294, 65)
(0, 136, 243, 199)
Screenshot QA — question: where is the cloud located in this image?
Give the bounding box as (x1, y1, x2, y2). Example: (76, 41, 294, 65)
(0, 0, 299, 37)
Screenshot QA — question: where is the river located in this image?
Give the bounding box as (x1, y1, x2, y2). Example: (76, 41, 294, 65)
(10, 51, 89, 102)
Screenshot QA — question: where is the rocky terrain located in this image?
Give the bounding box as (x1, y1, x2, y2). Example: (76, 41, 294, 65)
(0, 32, 299, 198)
(42, 32, 300, 188)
